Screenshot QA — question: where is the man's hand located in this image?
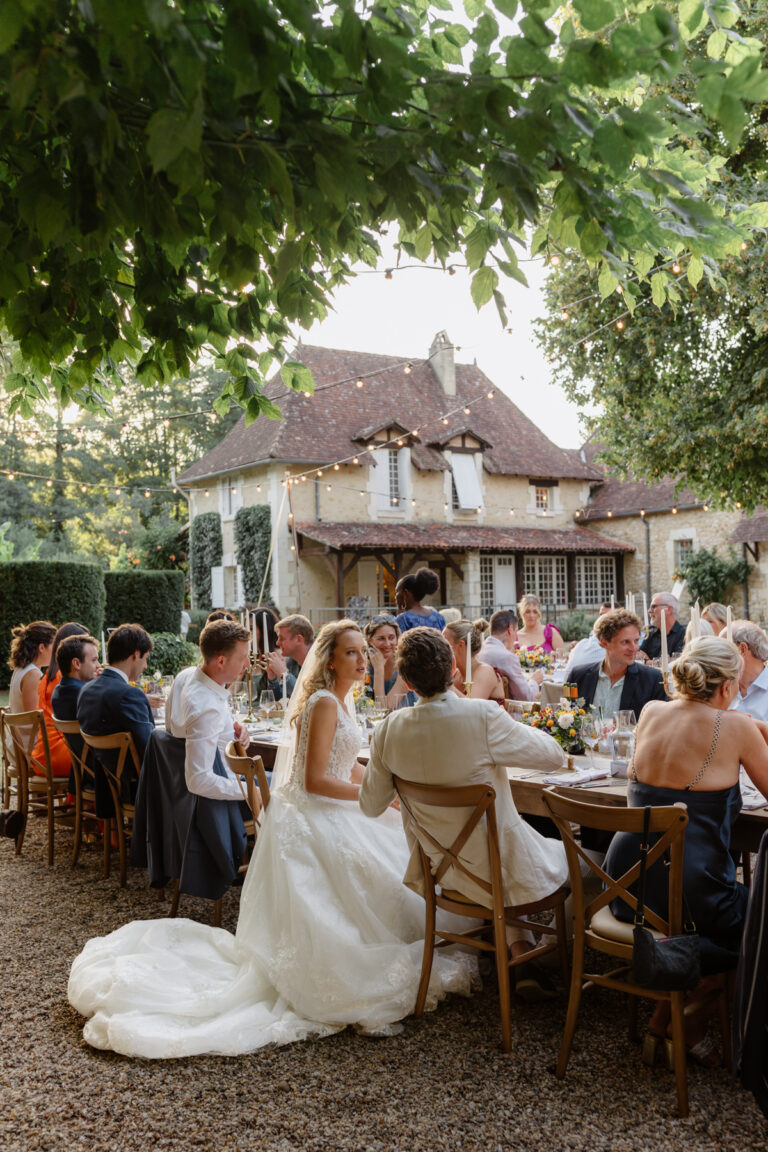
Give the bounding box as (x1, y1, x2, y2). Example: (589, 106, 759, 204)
(531, 669, 544, 686)
(267, 651, 288, 680)
(233, 720, 249, 745)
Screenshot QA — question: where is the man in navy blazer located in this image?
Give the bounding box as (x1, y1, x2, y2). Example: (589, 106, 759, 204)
(77, 624, 155, 809)
(572, 608, 668, 718)
(51, 632, 101, 792)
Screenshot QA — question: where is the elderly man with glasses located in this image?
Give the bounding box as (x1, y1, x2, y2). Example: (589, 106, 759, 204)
(637, 592, 686, 663)
(730, 620, 768, 721)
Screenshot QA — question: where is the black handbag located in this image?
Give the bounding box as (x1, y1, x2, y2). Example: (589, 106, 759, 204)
(631, 806, 701, 991)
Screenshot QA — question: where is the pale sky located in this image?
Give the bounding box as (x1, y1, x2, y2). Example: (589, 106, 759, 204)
(306, 240, 589, 450)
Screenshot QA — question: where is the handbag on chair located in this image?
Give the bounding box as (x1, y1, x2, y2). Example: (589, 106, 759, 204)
(632, 806, 701, 991)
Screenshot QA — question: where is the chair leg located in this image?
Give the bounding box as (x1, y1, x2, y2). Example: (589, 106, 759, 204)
(71, 774, 83, 867)
(47, 789, 54, 867)
(16, 773, 28, 856)
(669, 991, 689, 1118)
(555, 901, 570, 986)
(102, 818, 111, 878)
(718, 987, 732, 1069)
(170, 879, 180, 918)
(115, 814, 128, 887)
(414, 890, 437, 1018)
(556, 941, 584, 1078)
(494, 915, 512, 1054)
(213, 898, 222, 927)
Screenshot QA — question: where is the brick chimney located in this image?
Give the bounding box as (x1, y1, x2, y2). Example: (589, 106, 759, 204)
(429, 330, 455, 397)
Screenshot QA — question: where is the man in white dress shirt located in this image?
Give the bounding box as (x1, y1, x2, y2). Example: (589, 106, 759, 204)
(730, 621, 768, 721)
(165, 620, 251, 801)
(477, 609, 541, 701)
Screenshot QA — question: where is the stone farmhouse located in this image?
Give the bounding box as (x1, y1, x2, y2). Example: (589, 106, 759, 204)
(179, 331, 764, 623)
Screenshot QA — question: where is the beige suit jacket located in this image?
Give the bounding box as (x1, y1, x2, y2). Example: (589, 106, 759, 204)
(360, 693, 568, 907)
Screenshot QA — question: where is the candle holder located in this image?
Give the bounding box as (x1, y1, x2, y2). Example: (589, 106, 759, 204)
(464, 681, 472, 697)
(243, 653, 261, 722)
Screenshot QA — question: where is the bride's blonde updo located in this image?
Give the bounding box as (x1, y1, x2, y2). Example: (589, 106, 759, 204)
(444, 618, 484, 656)
(670, 636, 741, 703)
(290, 618, 362, 726)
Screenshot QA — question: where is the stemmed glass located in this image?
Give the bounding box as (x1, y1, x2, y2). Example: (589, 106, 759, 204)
(259, 690, 276, 722)
(581, 716, 600, 765)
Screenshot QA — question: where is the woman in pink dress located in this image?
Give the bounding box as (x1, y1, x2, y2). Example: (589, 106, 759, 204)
(515, 594, 564, 655)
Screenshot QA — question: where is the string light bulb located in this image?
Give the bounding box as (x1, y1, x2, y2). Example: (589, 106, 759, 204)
(144, 490, 151, 498)
(448, 265, 456, 276)
(550, 255, 561, 266)
(703, 504, 710, 512)
(333, 464, 340, 471)
(404, 363, 412, 375)
(8, 473, 13, 481)
(46, 479, 53, 488)
(672, 262, 681, 274)
(463, 407, 471, 415)
(616, 320, 624, 330)
(385, 269, 393, 280)
(671, 506, 678, 514)
(317, 470, 323, 477)
(353, 457, 359, 465)
(355, 378, 364, 388)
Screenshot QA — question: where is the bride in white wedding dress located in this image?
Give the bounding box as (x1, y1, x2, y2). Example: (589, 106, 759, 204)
(68, 620, 475, 1057)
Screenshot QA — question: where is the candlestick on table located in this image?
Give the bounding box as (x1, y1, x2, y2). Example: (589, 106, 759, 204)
(611, 594, 615, 610)
(262, 615, 269, 656)
(642, 592, 649, 631)
(101, 630, 107, 665)
(465, 639, 472, 696)
(660, 608, 668, 683)
(726, 605, 733, 643)
(251, 613, 257, 654)
(691, 600, 700, 640)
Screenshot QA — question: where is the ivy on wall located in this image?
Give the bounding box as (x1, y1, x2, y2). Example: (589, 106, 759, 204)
(189, 511, 223, 611)
(234, 505, 271, 605)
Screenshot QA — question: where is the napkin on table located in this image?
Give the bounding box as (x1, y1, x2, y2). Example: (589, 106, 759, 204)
(542, 765, 610, 786)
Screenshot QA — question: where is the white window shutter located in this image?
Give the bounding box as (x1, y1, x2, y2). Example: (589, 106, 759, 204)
(373, 448, 390, 509)
(235, 564, 245, 608)
(211, 565, 225, 608)
(451, 454, 483, 510)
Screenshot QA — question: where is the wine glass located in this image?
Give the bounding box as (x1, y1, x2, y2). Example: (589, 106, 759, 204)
(369, 696, 388, 727)
(259, 690, 276, 722)
(581, 716, 600, 765)
(598, 712, 616, 755)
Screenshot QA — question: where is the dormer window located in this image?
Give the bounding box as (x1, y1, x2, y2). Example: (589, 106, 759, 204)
(529, 479, 558, 516)
(535, 486, 551, 512)
(355, 422, 412, 515)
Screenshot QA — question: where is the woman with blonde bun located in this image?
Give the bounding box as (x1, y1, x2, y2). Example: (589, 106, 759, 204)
(606, 636, 768, 1066)
(444, 620, 505, 705)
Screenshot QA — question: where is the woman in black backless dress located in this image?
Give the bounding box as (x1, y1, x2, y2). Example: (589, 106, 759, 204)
(605, 636, 768, 1064)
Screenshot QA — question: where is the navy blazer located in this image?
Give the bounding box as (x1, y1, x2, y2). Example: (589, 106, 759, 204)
(77, 669, 154, 814)
(573, 660, 668, 716)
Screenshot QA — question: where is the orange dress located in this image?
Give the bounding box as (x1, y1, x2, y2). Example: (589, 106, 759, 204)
(32, 671, 72, 777)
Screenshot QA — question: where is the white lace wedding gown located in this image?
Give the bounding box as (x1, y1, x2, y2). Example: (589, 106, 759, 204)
(68, 690, 476, 1057)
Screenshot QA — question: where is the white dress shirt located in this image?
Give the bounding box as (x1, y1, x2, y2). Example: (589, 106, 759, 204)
(564, 633, 603, 678)
(477, 635, 539, 701)
(166, 666, 243, 801)
(730, 664, 768, 722)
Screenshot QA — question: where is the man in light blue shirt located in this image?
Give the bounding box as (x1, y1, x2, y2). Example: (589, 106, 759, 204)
(730, 621, 768, 722)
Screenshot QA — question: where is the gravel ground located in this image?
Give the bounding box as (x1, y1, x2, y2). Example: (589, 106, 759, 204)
(2, 817, 766, 1152)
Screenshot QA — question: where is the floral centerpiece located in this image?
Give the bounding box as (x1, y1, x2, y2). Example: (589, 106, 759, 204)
(520, 701, 587, 755)
(516, 645, 555, 674)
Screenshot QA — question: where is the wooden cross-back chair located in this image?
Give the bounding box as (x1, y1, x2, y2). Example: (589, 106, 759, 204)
(51, 716, 106, 872)
(224, 740, 269, 869)
(543, 788, 731, 1119)
(80, 729, 142, 887)
(0, 709, 71, 864)
(392, 775, 570, 1054)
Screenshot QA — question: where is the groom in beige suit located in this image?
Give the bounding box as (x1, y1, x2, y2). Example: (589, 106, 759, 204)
(360, 627, 569, 994)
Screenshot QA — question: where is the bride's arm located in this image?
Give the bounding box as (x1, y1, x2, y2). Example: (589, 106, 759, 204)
(304, 696, 361, 801)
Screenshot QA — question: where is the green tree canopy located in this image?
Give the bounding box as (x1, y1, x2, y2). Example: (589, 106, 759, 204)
(1, 0, 767, 422)
(536, 6, 768, 510)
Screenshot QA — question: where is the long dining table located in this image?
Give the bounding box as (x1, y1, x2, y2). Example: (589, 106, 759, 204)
(246, 728, 768, 856)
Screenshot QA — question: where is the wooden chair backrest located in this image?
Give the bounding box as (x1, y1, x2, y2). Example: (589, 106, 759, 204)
(224, 742, 269, 818)
(392, 776, 503, 912)
(1, 709, 52, 780)
(80, 729, 142, 782)
(543, 788, 689, 937)
(51, 716, 91, 782)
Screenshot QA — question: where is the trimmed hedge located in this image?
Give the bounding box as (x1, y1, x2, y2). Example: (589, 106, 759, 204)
(146, 633, 199, 677)
(0, 561, 105, 689)
(104, 570, 185, 634)
(190, 512, 222, 611)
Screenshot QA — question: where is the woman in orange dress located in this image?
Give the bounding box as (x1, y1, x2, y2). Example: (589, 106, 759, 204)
(32, 622, 91, 777)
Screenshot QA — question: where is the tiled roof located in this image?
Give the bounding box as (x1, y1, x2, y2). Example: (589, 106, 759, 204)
(295, 521, 634, 554)
(575, 442, 704, 519)
(179, 343, 600, 483)
(730, 512, 768, 544)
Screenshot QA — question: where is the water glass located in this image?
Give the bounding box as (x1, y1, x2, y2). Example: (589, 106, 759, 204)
(259, 690, 276, 722)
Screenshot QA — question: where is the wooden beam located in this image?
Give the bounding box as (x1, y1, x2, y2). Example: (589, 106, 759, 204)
(373, 552, 396, 580)
(440, 551, 464, 581)
(343, 553, 360, 578)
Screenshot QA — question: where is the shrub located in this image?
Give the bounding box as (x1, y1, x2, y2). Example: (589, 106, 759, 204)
(186, 608, 209, 646)
(0, 560, 105, 688)
(555, 610, 597, 643)
(138, 518, 188, 571)
(146, 633, 199, 677)
(190, 512, 222, 611)
(676, 547, 751, 606)
(104, 570, 185, 633)
(234, 505, 271, 603)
